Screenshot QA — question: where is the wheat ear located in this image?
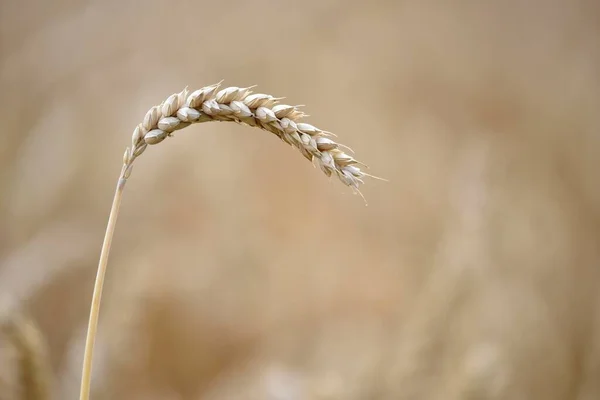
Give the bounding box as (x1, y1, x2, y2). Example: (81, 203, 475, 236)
(80, 82, 378, 400)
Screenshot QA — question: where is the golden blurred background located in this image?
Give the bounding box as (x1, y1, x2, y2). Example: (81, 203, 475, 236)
(1, 0, 600, 399)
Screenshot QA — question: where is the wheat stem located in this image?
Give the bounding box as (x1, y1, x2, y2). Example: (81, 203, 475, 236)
(79, 82, 377, 400)
(79, 170, 127, 400)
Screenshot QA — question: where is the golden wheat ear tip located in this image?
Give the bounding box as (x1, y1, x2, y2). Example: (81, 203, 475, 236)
(365, 172, 388, 182)
(350, 186, 368, 205)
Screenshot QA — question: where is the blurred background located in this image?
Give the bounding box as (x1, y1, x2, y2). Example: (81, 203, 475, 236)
(1, 0, 600, 399)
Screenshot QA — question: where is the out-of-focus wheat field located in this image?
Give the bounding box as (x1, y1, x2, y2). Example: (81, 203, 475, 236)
(1, 0, 600, 399)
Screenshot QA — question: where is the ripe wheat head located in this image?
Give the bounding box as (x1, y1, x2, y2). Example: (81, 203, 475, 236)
(124, 82, 380, 198)
(80, 81, 380, 400)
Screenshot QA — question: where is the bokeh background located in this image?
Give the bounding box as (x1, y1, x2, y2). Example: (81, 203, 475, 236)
(1, 0, 600, 399)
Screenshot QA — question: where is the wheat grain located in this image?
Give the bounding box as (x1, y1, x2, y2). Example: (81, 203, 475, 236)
(124, 82, 380, 197)
(80, 82, 379, 400)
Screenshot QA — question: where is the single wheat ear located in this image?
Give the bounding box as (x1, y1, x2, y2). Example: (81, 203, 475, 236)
(80, 82, 379, 400)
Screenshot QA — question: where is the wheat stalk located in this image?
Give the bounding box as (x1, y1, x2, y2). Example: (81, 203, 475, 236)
(1, 313, 51, 400)
(79, 82, 379, 400)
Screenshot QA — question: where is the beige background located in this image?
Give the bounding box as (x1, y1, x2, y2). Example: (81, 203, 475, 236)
(1, 0, 600, 399)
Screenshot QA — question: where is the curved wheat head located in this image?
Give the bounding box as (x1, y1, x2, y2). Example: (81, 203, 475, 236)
(80, 82, 380, 400)
(124, 81, 381, 198)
